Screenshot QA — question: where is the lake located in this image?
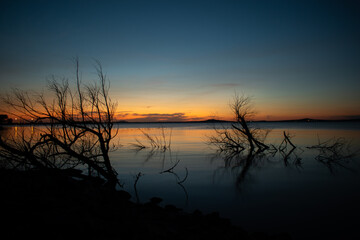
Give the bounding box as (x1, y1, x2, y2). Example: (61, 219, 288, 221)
(111, 121, 360, 240)
(3, 121, 360, 239)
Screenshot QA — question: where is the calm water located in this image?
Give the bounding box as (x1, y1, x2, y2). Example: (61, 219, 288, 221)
(3, 122, 360, 239)
(111, 122, 360, 239)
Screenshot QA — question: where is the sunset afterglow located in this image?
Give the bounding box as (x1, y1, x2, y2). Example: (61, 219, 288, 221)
(1, 2, 360, 239)
(1, 0, 359, 122)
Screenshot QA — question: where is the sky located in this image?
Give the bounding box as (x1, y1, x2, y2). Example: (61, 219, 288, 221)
(1, 0, 360, 121)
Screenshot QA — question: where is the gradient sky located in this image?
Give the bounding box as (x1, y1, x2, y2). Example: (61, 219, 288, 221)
(1, 0, 360, 121)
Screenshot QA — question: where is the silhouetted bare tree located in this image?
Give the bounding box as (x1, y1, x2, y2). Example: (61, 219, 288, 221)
(0, 58, 119, 188)
(208, 93, 269, 154)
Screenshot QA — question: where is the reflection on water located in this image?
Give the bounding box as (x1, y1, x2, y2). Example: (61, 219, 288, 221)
(109, 122, 360, 240)
(1, 122, 360, 239)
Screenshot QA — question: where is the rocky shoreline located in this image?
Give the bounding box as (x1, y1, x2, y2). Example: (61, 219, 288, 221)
(0, 169, 291, 239)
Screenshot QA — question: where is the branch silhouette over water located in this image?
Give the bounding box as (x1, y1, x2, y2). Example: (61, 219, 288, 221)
(278, 131, 303, 168)
(208, 94, 270, 154)
(211, 133, 357, 190)
(130, 127, 172, 152)
(0, 59, 120, 188)
(307, 137, 358, 173)
(208, 93, 359, 189)
(130, 144, 190, 205)
(160, 158, 189, 204)
(208, 94, 305, 188)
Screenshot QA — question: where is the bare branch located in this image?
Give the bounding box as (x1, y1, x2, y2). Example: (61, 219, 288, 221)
(208, 93, 269, 153)
(0, 59, 120, 188)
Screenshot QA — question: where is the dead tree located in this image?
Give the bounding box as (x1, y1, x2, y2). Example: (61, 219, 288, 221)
(279, 131, 296, 151)
(208, 93, 269, 154)
(277, 131, 302, 166)
(0, 59, 119, 188)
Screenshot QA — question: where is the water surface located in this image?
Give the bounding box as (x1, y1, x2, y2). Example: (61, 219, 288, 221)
(3, 122, 360, 239)
(111, 122, 360, 239)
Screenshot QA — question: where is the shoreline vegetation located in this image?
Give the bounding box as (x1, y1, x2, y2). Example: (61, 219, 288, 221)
(1, 168, 291, 240)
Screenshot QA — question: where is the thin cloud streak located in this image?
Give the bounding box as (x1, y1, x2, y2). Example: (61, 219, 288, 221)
(123, 112, 206, 122)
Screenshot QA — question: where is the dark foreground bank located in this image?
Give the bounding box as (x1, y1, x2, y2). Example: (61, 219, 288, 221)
(0, 169, 291, 240)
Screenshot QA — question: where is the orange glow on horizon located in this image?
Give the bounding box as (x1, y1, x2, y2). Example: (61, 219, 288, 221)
(2, 97, 359, 123)
(3, 107, 359, 123)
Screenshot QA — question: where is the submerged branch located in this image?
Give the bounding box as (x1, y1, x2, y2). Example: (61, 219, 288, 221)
(159, 158, 189, 204)
(307, 137, 357, 172)
(131, 127, 172, 152)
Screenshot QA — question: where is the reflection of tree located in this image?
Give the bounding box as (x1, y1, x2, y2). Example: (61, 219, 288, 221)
(208, 93, 356, 189)
(212, 149, 274, 190)
(212, 133, 358, 190)
(132, 146, 171, 169)
(307, 137, 357, 173)
(130, 127, 172, 152)
(209, 93, 359, 191)
(0, 59, 119, 188)
(131, 144, 189, 204)
(212, 148, 304, 190)
(279, 147, 303, 168)
(160, 159, 189, 204)
(232, 151, 257, 189)
(129, 127, 189, 202)
(208, 94, 305, 189)
(278, 131, 302, 168)
(0, 126, 77, 170)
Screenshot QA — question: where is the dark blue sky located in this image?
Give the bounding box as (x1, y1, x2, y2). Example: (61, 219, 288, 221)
(1, 0, 360, 120)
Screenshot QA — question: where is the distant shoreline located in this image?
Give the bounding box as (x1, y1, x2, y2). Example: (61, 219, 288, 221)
(114, 118, 360, 124)
(2, 118, 359, 126)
